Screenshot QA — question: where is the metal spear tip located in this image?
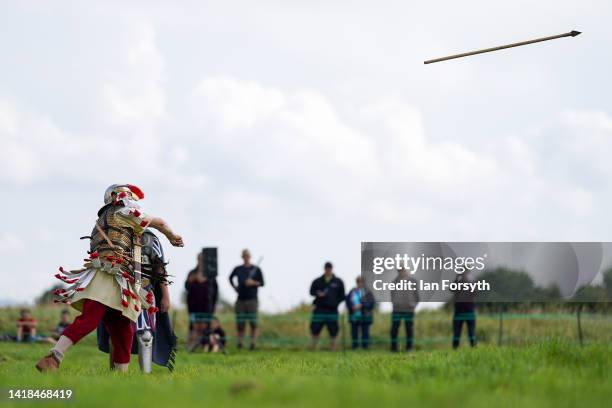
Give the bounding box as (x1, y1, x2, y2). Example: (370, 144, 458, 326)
(570, 30, 582, 37)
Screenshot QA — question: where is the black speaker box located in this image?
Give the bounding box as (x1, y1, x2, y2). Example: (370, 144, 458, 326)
(202, 247, 218, 278)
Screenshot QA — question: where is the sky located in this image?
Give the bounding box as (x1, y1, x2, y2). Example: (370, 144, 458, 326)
(1, 0, 612, 311)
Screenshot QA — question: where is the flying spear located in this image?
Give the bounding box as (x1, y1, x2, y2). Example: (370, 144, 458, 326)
(424, 30, 581, 64)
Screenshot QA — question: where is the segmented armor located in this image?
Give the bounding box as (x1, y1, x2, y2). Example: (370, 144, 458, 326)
(53, 184, 157, 322)
(91, 203, 136, 267)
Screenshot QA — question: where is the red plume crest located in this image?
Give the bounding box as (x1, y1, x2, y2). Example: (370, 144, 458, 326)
(127, 184, 145, 200)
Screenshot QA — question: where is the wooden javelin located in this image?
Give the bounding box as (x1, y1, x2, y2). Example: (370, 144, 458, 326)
(424, 30, 581, 64)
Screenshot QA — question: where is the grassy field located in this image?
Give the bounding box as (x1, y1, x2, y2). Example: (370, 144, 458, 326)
(3, 305, 612, 349)
(0, 340, 611, 407)
(1, 307, 611, 407)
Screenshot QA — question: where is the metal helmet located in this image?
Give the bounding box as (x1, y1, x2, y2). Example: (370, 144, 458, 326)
(103, 184, 145, 204)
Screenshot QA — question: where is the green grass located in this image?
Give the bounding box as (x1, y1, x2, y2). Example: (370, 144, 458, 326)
(3, 305, 612, 350)
(1, 340, 611, 408)
(1, 307, 611, 407)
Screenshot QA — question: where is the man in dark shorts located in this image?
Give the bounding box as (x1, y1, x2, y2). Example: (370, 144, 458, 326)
(452, 270, 477, 349)
(390, 268, 419, 352)
(310, 262, 345, 350)
(229, 249, 264, 350)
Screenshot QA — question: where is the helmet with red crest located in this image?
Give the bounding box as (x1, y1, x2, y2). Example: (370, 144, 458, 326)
(103, 184, 145, 205)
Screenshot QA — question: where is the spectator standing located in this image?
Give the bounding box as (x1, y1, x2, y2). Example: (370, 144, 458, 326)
(229, 249, 264, 350)
(347, 276, 375, 349)
(310, 262, 345, 350)
(390, 268, 419, 352)
(452, 270, 477, 348)
(186, 263, 211, 350)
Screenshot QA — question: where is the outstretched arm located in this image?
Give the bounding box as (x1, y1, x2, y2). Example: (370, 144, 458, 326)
(148, 217, 184, 247)
(159, 283, 171, 312)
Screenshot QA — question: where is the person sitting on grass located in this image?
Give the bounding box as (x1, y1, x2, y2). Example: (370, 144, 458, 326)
(16, 309, 38, 343)
(202, 317, 226, 353)
(44, 309, 72, 344)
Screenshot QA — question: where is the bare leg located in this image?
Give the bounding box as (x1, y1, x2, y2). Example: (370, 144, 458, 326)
(187, 329, 195, 348)
(311, 335, 319, 350)
(249, 324, 258, 349)
(330, 337, 337, 351)
(237, 328, 245, 348)
(188, 323, 205, 352)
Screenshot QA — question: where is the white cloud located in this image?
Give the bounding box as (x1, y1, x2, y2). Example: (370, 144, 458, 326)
(189, 76, 612, 247)
(559, 109, 612, 178)
(194, 77, 286, 131)
(192, 77, 381, 211)
(191, 77, 504, 217)
(0, 101, 95, 184)
(0, 15, 200, 190)
(100, 18, 166, 128)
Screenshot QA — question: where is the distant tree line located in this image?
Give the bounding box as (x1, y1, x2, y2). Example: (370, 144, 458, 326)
(445, 267, 612, 313)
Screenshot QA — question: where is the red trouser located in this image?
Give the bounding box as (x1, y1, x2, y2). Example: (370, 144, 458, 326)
(62, 299, 134, 364)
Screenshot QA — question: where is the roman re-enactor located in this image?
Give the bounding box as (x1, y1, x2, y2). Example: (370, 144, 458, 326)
(97, 230, 177, 373)
(36, 184, 184, 372)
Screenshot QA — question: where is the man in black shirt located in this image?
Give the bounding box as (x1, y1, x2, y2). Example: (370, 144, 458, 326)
(229, 249, 264, 350)
(309, 262, 345, 350)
